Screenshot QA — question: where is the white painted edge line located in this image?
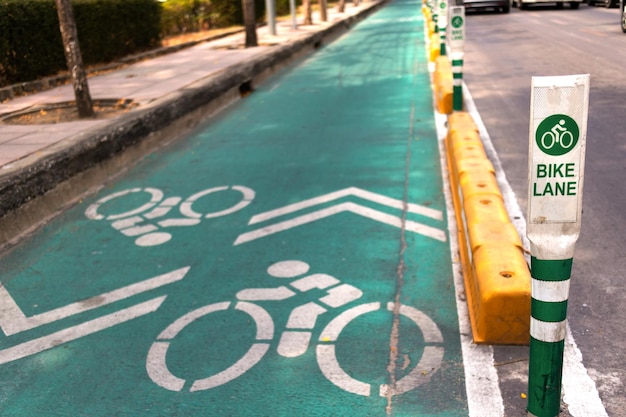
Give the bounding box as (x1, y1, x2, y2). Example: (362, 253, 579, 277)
(462, 84, 608, 417)
(460, 83, 531, 261)
(434, 103, 505, 417)
(562, 322, 609, 417)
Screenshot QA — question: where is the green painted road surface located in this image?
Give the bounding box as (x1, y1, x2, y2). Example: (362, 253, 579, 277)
(0, 1, 470, 415)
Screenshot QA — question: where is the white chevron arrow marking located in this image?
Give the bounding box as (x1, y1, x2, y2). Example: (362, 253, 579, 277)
(234, 200, 446, 246)
(248, 187, 443, 224)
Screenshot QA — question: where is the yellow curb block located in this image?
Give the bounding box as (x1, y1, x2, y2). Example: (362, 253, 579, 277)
(471, 245, 531, 343)
(423, 6, 431, 23)
(429, 34, 440, 61)
(455, 158, 495, 177)
(467, 221, 523, 256)
(434, 56, 452, 114)
(428, 17, 435, 36)
(445, 112, 531, 345)
(458, 169, 501, 198)
(447, 111, 478, 134)
(463, 194, 511, 225)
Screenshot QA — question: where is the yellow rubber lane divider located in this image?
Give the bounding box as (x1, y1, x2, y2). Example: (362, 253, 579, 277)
(423, 1, 439, 62)
(430, 33, 440, 62)
(445, 112, 531, 345)
(423, 5, 432, 28)
(434, 56, 453, 114)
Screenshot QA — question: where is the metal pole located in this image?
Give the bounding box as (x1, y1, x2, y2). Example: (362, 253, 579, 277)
(289, 0, 297, 29)
(266, 0, 276, 35)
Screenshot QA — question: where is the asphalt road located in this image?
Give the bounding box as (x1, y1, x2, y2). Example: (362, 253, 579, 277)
(463, 4, 626, 416)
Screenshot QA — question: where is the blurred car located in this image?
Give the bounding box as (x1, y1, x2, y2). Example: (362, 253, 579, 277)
(463, 0, 512, 13)
(588, 0, 617, 8)
(621, 0, 626, 31)
(515, 0, 581, 8)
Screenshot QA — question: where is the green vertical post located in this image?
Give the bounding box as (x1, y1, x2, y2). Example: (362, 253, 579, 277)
(440, 35, 447, 57)
(448, 7, 464, 111)
(432, 0, 439, 47)
(438, 0, 448, 56)
(526, 74, 590, 417)
(451, 52, 463, 111)
(527, 257, 572, 417)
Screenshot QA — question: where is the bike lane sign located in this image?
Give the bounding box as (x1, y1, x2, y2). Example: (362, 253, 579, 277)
(528, 75, 590, 227)
(526, 75, 590, 417)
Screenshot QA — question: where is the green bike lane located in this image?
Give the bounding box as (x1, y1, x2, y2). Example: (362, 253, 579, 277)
(0, 1, 470, 415)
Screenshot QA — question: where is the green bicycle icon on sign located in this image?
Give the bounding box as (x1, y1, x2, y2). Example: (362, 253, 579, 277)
(536, 114, 580, 156)
(451, 15, 463, 29)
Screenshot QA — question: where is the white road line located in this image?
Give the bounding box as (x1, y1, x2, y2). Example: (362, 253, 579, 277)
(316, 344, 372, 396)
(562, 323, 609, 417)
(462, 83, 608, 417)
(0, 267, 190, 336)
(248, 187, 443, 225)
(234, 202, 446, 245)
(0, 296, 167, 365)
(434, 104, 505, 417)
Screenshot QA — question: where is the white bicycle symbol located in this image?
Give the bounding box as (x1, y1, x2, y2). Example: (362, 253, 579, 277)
(85, 185, 255, 247)
(146, 260, 444, 397)
(541, 119, 575, 150)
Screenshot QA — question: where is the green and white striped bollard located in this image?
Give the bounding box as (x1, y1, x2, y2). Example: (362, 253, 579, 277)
(448, 6, 465, 111)
(438, 0, 448, 56)
(526, 74, 590, 417)
(451, 52, 463, 111)
(527, 257, 572, 417)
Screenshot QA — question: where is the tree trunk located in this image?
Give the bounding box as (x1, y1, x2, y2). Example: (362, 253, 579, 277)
(55, 0, 94, 118)
(303, 0, 313, 25)
(242, 0, 258, 47)
(320, 0, 328, 21)
(337, 0, 346, 12)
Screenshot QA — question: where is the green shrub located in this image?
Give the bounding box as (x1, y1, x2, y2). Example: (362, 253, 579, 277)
(159, 0, 273, 35)
(0, 0, 161, 87)
(0, 0, 302, 87)
(160, 0, 210, 36)
(74, 0, 161, 64)
(276, 0, 302, 15)
(0, 0, 66, 85)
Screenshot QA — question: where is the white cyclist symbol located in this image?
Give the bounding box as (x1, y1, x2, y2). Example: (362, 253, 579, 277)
(85, 185, 255, 246)
(541, 119, 575, 150)
(146, 260, 444, 396)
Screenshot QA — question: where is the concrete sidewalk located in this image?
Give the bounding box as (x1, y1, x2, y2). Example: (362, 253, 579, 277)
(0, 1, 385, 247)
